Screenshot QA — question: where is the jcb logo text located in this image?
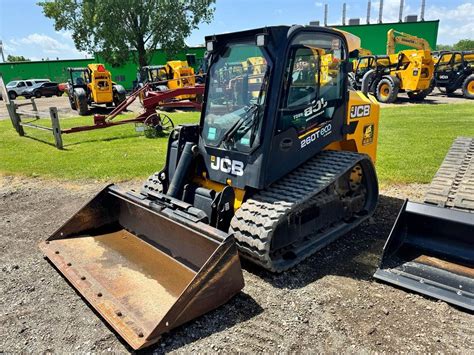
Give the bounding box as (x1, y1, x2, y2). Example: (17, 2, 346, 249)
(211, 157, 244, 176)
(350, 104, 371, 119)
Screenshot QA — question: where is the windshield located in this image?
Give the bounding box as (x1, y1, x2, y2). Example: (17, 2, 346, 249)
(6, 81, 18, 87)
(202, 42, 269, 152)
(147, 68, 167, 82)
(70, 70, 88, 85)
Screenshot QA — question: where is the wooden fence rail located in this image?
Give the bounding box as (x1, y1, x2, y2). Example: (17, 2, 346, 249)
(6, 98, 63, 149)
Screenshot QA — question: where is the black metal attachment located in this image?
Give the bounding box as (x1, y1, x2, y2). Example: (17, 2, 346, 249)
(374, 200, 474, 311)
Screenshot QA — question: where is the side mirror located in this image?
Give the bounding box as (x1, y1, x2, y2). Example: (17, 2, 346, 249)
(349, 49, 360, 59)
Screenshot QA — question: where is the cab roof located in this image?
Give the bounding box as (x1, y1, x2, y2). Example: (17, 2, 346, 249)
(205, 25, 361, 53)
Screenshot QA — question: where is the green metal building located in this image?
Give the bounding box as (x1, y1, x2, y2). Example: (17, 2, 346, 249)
(0, 20, 438, 90)
(334, 20, 439, 55)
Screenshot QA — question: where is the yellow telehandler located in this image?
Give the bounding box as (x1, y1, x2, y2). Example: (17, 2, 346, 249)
(433, 50, 474, 99)
(67, 63, 126, 115)
(351, 30, 434, 103)
(137, 60, 197, 101)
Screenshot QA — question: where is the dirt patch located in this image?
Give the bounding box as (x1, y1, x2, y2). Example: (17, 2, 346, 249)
(0, 176, 472, 353)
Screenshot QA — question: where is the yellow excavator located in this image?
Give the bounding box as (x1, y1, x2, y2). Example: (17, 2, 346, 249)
(41, 25, 381, 349)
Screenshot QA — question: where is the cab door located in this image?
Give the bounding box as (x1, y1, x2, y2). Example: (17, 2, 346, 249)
(267, 31, 348, 183)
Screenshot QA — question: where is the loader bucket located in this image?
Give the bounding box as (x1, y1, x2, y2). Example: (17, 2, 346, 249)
(374, 200, 474, 311)
(39, 185, 244, 350)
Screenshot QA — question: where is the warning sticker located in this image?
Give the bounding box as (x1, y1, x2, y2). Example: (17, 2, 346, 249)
(208, 127, 217, 140)
(362, 124, 374, 145)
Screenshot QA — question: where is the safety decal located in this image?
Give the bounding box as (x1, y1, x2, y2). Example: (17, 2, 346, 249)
(362, 124, 374, 146)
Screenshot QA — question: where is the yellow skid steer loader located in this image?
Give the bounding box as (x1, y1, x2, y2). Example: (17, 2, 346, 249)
(41, 25, 382, 349)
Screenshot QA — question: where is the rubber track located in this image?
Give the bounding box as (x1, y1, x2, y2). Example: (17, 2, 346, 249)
(424, 137, 474, 212)
(230, 150, 374, 272)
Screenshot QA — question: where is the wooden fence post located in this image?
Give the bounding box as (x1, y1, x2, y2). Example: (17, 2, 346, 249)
(6, 102, 25, 136)
(49, 107, 63, 149)
(30, 98, 40, 119)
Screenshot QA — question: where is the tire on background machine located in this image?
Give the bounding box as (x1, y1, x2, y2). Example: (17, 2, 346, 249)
(376, 76, 399, 103)
(461, 74, 474, 99)
(114, 92, 126, 107)
(75, 92, 88, 116)
(407, 89, 430, 101)
(424, 78, 435, 95)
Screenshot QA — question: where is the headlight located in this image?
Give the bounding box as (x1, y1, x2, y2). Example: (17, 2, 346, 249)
(256, 33, 269, 47)
(206, 40, 215, 52)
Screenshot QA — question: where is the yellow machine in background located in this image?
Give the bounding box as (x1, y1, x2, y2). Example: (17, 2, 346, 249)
(138, 60, 197, 100)
(358, 48, 373, 57)
(87, 64, 113, 103)
(351, 48, 374, 71)
(165, 61, 196, 98)
(373, 29, 434, 102)
(67, 63, 126, 115)
(433, 50, 474, 98)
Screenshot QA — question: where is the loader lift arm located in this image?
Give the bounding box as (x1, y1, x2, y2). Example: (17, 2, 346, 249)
(386, 29, 431, 55)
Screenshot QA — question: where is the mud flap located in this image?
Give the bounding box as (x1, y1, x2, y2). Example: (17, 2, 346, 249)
(39, 185, 244, 350)
(374, 200, 474, 311)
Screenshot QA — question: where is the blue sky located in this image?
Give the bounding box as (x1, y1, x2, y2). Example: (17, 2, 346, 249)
(0, 0, 473, 61)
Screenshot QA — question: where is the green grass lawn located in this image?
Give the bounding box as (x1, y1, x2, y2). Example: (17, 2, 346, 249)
(0, 103, 473, 184)
(0, 112, 198, 181)
(377, 103, 474, 184)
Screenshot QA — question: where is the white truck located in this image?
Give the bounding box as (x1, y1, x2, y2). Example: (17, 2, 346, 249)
(3, 79, 50, 99)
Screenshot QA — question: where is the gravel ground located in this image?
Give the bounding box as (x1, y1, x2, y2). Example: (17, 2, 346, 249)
(0, 176, 473, 353)
(0, 87, 470, 120)
(0, 95, 144, 120)
(380, 88, 470, 106)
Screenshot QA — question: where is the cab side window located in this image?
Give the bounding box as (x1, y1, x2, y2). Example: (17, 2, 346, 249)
(356, 57, 371, 75)
(286, 47, 320, 108)
(452, 54, 462, 71)
(277, 33, 346, 135)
